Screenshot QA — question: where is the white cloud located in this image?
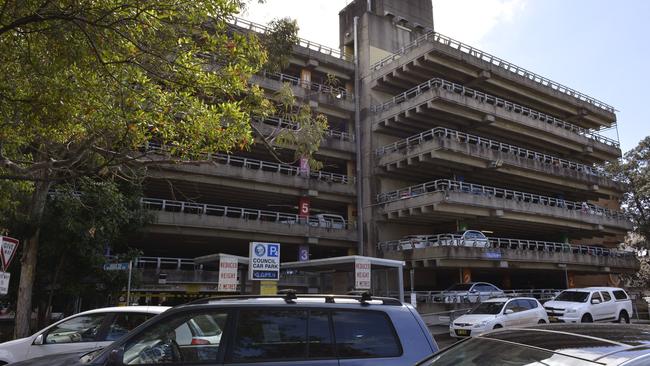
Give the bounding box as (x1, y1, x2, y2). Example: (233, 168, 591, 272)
(432, 0, 527, 45)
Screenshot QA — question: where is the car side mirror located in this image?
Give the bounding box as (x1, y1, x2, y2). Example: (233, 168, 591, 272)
(33, 334, 44, 345)
(470, 289, 478, 293)
(505, 309, 514, 315)
(591, 299, 601, 305)
(107, 348, 125, 366)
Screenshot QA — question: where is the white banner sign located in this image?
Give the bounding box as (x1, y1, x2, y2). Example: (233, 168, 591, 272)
(355, 259, 371, 290)
(0, 272, 10, 295)
(249, 242, 281, 281)
(218, 256, 239, 292)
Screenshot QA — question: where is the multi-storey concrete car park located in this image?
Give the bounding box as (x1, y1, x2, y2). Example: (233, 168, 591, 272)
(126, 0, 637, 301)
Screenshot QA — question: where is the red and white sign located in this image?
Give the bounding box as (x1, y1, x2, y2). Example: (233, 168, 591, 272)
(355, 259, 371, 290)
(217, 255, 239, 292)
(0, 236, 19, 272)
(298, 197, 310, 219)
(0, 272, 9, 295)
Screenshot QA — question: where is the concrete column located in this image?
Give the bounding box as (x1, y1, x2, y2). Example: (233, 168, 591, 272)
(332, 272, 349, 293)
(502, 273, 512, 290)
(567, 272, 576, 288)
(462, 268, 472, 284)
(347, 160, 355, 177)
(300, 68, 311, 88)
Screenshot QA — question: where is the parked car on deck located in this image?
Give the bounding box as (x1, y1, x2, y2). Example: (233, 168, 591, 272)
(544, 287, 632, 323)
(434, 282, 504, 303)
(0, 306, 169, 365)
(450, 297, 548, 338)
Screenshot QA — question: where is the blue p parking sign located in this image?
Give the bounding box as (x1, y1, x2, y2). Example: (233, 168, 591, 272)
(249, 242, 281, 281)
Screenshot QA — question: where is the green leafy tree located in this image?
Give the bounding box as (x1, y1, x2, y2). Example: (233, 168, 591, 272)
(261, 18, 299, 73)
(0, 0, 320, 336)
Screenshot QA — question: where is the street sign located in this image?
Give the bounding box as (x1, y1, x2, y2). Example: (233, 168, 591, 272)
(355, 259, 371, 290)
(103, 262, 130, 271)
(249, 242, 280, 281)
(0, 272, 10, 295)
(218, 255, 239, 292)
(0, 236, 19, 272)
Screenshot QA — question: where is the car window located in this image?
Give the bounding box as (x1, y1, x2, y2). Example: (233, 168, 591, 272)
(613, 290, 628, 300)
(591, 292, 603, 303)
(308, 311, 335, 359)
(45, 313, 107, 344)
(600, 291, 612, 302)
(231, 310, 307, 362)
(122, 311, 227, 364)
(555, 291, 589, 303)
(526, 300, 539, 309)
(332, 310, 401, 359)
(475, 284, 497, 293)
(505, 301, 519, 313)
(105, 313, 153, 341)
(516, 300, 532, 311)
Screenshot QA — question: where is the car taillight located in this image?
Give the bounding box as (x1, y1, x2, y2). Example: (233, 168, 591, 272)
(191, 338, 210, 345)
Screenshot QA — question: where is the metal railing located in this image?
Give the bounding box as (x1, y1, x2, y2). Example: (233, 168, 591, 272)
(141, 197, 355, 230)
(376, 179, 627, 220)
(134, 256, 200, 270)
(409, 289, 562, 305)
(371, 78, 619, 148)
(146, 143, 354, 184)
(376, 127, 608, 177)
(230, 17, 352, 61)
(260, 71, 353, 101)
(371, 30, 615, 114)
(254, 116, 355, 142)
(378, 233, 635, 259)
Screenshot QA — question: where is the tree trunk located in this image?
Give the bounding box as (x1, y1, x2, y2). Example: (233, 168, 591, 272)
(44, 255, 65, 325)
(14, 178, 51, 338)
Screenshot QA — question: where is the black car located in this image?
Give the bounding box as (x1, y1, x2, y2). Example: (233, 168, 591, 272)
(418, 323, 650, 365)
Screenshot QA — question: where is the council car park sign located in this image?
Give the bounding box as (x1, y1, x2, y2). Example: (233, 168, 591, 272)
(249, 242, 280, 280)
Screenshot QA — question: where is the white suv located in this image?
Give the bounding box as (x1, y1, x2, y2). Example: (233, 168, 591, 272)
(544, 287, 633, 323)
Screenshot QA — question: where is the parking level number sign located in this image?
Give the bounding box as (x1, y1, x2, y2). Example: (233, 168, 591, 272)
(249, 242, 280, 281)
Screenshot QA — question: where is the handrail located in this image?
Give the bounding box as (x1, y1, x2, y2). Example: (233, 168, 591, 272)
(253, 116, 355, 142)
(376, 127, 608, 177)
(134, 256, 199, 270)
(230, 17, 352, 61)
(146, 143, 354, 184)
(371, 30, 615, 114)
(406, 289, 562, 305)
(377, 233, 635, 259)
(376, 179, 627, 220)
(141, 197, 355, 230)
(260, 71, 353, 101)
(371, 78, 619, 148)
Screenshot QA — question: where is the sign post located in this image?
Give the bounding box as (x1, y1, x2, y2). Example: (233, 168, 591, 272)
(0, 272, 10, 295)
(218, 255, 239, 292)
(249, 242, 280, 295)
(355, 259, 371, 290)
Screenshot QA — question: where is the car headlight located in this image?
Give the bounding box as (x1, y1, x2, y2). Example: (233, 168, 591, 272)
(565, 308, 577, 314)
(473, 320, 490, 328)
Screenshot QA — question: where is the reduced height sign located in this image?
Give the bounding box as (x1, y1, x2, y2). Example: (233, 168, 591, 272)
(249, 242, 280, 281)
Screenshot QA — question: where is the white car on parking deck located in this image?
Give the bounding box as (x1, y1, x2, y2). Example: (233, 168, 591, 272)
(450, 297, 548, 338)
(544, 287, 633, 323)
(0, 306, 169, 365)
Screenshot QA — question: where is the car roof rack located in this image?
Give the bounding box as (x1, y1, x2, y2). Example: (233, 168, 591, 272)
(183, 293, 402, 306)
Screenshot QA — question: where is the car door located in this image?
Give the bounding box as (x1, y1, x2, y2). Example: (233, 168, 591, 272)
(599, 291, 617, 321)
(502, 300, 520, 327)
(590, 292, 607, 321)
(26, 312, 107, 360)
(519, 300, 539, 326)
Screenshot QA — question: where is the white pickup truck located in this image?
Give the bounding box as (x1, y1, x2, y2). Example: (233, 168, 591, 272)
(544, 287, 633, 323)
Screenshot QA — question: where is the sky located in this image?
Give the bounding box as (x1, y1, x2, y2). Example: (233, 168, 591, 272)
(242, 0, 650, 153)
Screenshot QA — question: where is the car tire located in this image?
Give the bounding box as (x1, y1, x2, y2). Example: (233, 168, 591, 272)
(493, 324, 503, 330)
(581, 313, 593, 323)
(617, 310, 630, 324)
(538, 319, 546, 324)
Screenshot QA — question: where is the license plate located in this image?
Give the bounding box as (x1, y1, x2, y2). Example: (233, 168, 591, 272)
(456, 329, 470, 336)
(549, 316, 558, 322)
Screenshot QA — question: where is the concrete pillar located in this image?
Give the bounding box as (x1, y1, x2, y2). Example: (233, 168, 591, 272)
(347, 160, 355, 177)
(333, 272, 349, 293)
(300, 68, 311, 88)
(502, 273, 512, 290)
(462, 268, 472, 284)
(567, 272, 576, 288)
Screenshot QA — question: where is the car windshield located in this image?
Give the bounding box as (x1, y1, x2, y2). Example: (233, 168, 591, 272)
(470, 302, 505, 315)
(446, 284, 472, 291)
(555, 291, 590, 303)
(418, 338, 598, 366)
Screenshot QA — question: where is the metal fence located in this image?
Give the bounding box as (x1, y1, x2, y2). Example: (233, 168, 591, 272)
(376, 127, 608, 177)
(408, 289, 562, 305)
(254, 116, 355, 142)
(371, 78, 618, 148)
(146, 143, 354, 184)
(378, 233, 635, 259)
(260, 71, 353, 101)
(230, 17, 352, 61)
(141, 197, 355, 230)
(376, 179, 627, 220)
(370, 30, 615, 114)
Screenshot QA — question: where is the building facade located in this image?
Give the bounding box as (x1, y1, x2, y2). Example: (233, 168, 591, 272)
(127, 0, 637, 301)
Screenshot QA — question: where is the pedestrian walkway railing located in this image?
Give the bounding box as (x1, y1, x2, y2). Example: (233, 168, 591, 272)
(134, 256, 199, 270)
(370, 30, 615, 114)
(253, 116, 355, 142)
(146, 143, 354, 184)
(141, 197, 355, 230)
(376, 179, 627, 220)
(405, 289, 562, 305)
(260, 71, 353, 101)
(230, 17, 352, 61)
(376, 127, 608, 177)
(378, 233, 635, 259)
(371, 78, 619, 148)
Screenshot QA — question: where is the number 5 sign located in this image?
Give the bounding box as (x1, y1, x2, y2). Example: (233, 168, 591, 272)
(0, 236, 19, 272)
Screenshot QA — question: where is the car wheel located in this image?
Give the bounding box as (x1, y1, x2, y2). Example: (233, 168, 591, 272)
(617, 310, 630, 324)
(581, 313, 593, 323)
(538, 319, 546, 324)
(493, 324, 503, 330)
